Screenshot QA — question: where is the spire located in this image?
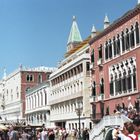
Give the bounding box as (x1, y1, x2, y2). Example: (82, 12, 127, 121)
(67, 16, 82, 52)
(104, 14, 110, 29)
(91, 24, 96, 38)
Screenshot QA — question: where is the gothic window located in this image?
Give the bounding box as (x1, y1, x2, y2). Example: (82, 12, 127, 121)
(26, 74, 34, 82)
(100, 78, 104, 94)
(109, 40, 112, 58)
(91, 49, 94, 63)
(98, 44, 103, 59)
(38, 74, 42, 83)
(105, 41, 109, 60)
(118, 73, 122, 93)
(110, 77, 114, 96)
(122, 70, 127, 92)
(114, 72, 118, 93)
(126, 28, 130, 50)
(121, 31, 125, 52)
(117, 34, 120, 55)
(130, 25, 135, 47)
(135, 22, 140, 44)
(113, 37, 117, 56)
(133, 66, 137, 90)
(127, 68, 132, 91)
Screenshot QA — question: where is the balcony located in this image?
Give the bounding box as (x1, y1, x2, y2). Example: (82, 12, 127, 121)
(97, 59, 103, 67)
(98, 94, 104, 101)
(90, 63, 95, 70)
(90, 113, 103, 123)
(89, 96, 97, 103)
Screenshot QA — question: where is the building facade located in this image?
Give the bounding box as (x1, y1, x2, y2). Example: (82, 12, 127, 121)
(25, 81, 50, 127)
(89, 3, 140, 122)
(49, 17, 92, 130)
(0, 66, 55, 124)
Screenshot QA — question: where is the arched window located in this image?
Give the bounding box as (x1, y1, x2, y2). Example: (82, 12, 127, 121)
(99, 44, 103, 59)
(115, 72, 119, 93)
(91, 49, 94, 63)
(121, 31, 125, 52)
(117, 34, 120, 55)
(108, 40, 112, 58)
(38, 74, 42, 83)
(122, 70, 127, 92)
(110, 74, 114, 95)
(135, 22, 140, 44)
(105, 41, 109, 59)
(133, 66, 137, 90)
(118, 72, 122, 93)
(100, 78, 104, 94)
(113, 37, 117, 56)
(126, 28, 130, 50)
(127, 68, 132, 91)
(130, 25, 135, 47)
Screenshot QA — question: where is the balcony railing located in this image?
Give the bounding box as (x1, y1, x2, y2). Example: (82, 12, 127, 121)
(89, 96, 97, 103)
(97, 58, 103, 67)
(98, 94, 104, 101)
(90, 63, 94, 69)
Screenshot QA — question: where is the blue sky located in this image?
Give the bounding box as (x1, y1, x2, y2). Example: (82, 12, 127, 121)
(0, 0, 137, 78)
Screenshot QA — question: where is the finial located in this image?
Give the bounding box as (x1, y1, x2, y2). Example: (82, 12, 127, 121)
(104, 14, 109, 23)
(91, 24, 97, 38)
(104, 14, 110, 29)
(91, 24, 96, 33)
(73, 16, 76, 21)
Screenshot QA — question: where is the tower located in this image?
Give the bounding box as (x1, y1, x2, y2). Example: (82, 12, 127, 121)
(67, 16, 82, 52)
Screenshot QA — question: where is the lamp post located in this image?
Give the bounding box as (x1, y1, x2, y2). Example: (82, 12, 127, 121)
(75, 102, 83, 140)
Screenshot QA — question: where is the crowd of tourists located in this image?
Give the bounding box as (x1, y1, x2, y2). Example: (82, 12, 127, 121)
(112, 119, 140, 140)
(111, 101, 140, 140)
(0, 124, 89, 140)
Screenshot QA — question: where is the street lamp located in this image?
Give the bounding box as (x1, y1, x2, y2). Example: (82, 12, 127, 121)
(75, 102, 83, 140)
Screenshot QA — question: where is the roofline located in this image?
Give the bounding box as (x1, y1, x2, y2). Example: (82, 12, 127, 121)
(89, 4, 140, 45)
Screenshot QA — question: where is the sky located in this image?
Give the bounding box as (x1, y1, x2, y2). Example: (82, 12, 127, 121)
(0, 0, 138, 78)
